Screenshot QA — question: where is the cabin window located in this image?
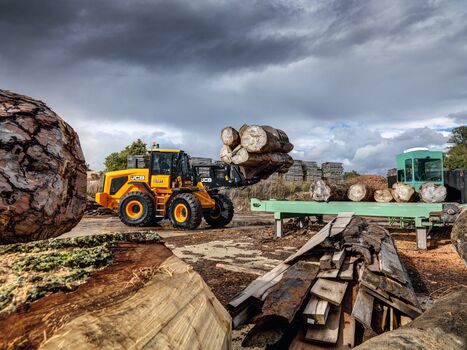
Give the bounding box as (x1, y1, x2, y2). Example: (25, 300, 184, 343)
(397, 169, 405, 182)
(151, 153, 176, 175)
(405, 159, 413, 181)
(414, 158, 442, 181)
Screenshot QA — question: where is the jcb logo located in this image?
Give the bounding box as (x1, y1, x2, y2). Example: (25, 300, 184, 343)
(130, 175, 145, 181)
(201, 177, 212, 182)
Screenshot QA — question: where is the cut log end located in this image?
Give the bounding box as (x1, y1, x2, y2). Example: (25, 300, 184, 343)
(419, 182, 447, 203)
(220, 127, 240, 148)
(374, 189, 394, 203)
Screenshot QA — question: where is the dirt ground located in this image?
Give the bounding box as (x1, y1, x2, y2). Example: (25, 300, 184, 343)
(65, 213, 467, 307)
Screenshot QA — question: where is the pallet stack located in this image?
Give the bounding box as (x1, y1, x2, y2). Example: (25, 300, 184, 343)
(322, 162, 344, 184)
(303, 161, 322, 182)
(283, 160, 307, 182)
(228, 214, 421, 349)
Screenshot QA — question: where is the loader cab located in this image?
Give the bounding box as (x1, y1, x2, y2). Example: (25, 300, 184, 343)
(395, 148, 444, 191)
(149, 149, 195, 188)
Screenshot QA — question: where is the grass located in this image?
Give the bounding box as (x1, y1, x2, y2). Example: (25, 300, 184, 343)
(0, 232, 160, 314)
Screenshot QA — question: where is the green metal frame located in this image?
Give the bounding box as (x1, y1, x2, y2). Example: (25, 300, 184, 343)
(251, 198, 445, 228)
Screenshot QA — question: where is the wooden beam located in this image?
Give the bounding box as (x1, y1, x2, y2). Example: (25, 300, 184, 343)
(337, 258, 354, 280)
(361, 286, 421, 319)
(305, 306, 342, 344)
(332, 250, 346, 269)
(310, 279, 348, 306)
(379, 241, 406, 284)
(351, 288, 374, 329)
(319, 253, 333, 270)
(304, 297, 330, 325)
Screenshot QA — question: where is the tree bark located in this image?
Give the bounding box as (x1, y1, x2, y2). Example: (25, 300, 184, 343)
(374, 189, 394, 203)
(391, 183, 417, 203)
(0, 89, 87, 244)
(240, 125, 294, 153)
(219, 144, 233, 164)
(348, 183, 374, 202)
(451, 210, 467, 265)
(220, 127, 240, 148)
(419, 182, 447, 203)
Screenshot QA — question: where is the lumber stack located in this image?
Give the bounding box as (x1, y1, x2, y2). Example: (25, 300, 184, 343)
(228, 214, 421, 349)
(0, 233, 231, 350)
(322, 162, 344, 184)
(220, 125, 294, 180)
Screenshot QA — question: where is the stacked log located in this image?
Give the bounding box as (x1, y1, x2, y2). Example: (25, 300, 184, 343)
(220, 125, 294, 180)
(228, 214, 421, 349)
(348, 183, 373, 202)
(0, 89, 87, 244)
(419, 182, 447, 203)
(374, 189, 394, 203)
(0, 233, 231, 349)
(310, 180, 348, 202)
(391, 182, 417, 203)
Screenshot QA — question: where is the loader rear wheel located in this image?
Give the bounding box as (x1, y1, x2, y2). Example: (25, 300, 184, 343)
(168, 193, 202, 229)
(203, 193, 234, 228)
(118, 191, 154, 227)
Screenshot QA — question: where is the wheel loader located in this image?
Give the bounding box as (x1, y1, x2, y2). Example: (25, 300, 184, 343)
(95, 146, 258, 229)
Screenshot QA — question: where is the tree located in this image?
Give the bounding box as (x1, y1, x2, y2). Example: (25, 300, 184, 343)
(344, 170, 360, 180)
(104, 139, 148, 172)
(445, 126, 467, 170)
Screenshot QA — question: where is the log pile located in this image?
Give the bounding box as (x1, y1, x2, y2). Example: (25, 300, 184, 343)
(228, 214, 421, 349)
(220, 125, 294, 180)
(0, 89, 87, 244)
(0, 233, 231, 350)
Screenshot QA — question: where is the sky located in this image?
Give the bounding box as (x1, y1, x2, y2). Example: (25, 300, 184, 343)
(1, 0, 466, 174)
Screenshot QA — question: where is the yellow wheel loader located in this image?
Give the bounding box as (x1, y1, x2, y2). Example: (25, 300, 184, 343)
(95, 146, 257, 229)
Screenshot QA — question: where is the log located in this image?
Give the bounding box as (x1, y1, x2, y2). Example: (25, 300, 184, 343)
(219, 144, 233, 164)
(310, 180, 331, 202)
(391, 182, 417, 203)
(451, 209, 467, 265)
(348, 183, 373, 202)
(419, 182, 447, 203)
(231, 148, 290, 167)
(240, 153, 293, 179)
(220, 126, 240, 148)
(374, 189, 394, 203)
(354, 288, 467, 350)
(0, 89, 87, 244)
(309, 180, 348, 202)
(240, 125, 294, 153)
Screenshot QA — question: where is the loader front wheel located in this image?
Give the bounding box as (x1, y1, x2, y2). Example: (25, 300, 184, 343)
(118, 191, 155, 227)
(203, 193, 234, 228)
(168, 193, 202, 229)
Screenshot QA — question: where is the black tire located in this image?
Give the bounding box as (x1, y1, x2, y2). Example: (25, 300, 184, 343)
(203, 193, 234, 228)
(117, 191, 155, 227)
(168, 193, 202, 229)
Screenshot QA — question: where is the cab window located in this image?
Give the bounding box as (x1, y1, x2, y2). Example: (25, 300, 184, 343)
(414, 158, 442, 181)
(152, 153, 175, 175)
(405, 159, 413, 181)
(397, 169, 405, 182)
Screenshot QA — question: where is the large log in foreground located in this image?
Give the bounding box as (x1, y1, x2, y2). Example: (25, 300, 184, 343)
(0, 90, 87, 244)
(0, 233, 231, 350)
(229, 214, 421, 349)
(451, 209, 467, 265)
(354, 287, 467, 350)
(419, 182, 447, 203)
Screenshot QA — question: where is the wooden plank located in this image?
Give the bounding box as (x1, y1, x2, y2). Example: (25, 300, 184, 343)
(379, 241, 406, 284)
(310, 279, 348, 306)
(227, 262, 290, 311)
(360, 268, 418, 306)
(332, 250, 346, 269)
(319, 253, 333, 270)
(381, 305, 389, 331)
(285, 220, 333, 264)
(341, 311, 355, 349)
(367, 254, 380, 273)
(351, 288, 374, 329)
(337, 258, 354, 280)
(361, 286, 421, 319)
(330, 214, 354, 237)
(305, 306, 342, 344)
(317, 267, 340, 279)
(304, 297, 330, 325)
(389, 307, 394, 331)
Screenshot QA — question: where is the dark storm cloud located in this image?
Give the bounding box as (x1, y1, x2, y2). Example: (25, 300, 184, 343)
(0, 0, 465, 171)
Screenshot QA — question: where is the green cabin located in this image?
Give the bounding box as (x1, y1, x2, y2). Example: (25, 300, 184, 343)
(395, 148, 444, 191)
